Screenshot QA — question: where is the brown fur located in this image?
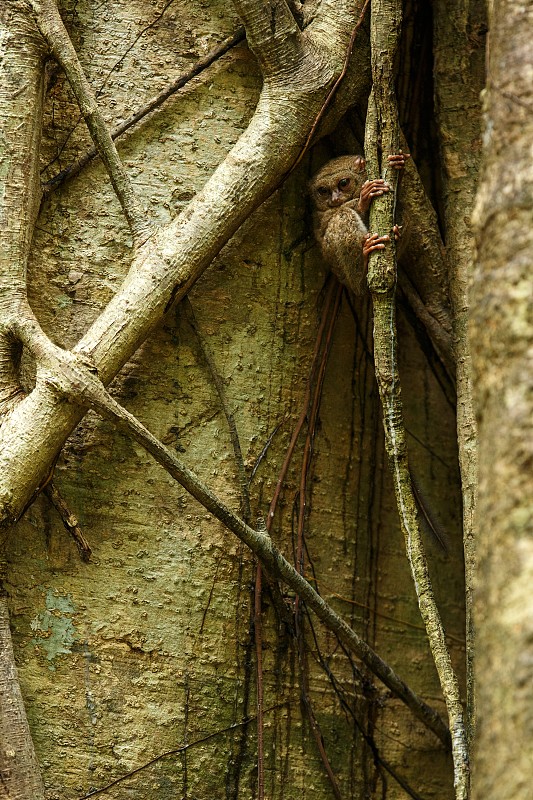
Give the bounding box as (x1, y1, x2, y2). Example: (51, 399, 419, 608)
(309, 156, 370, 294)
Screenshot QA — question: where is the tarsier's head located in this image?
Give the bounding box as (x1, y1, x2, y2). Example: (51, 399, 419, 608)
(309, 155, 367, 211)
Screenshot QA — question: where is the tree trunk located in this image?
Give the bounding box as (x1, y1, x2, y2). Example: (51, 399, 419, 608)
(0, 1, 479, 797)
(470, 1, 533, 797)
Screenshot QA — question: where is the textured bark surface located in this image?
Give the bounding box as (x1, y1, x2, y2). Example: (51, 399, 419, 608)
(470, 1, 533, 797)
(432, 0, 486, 741)
(366, 2, 468, 794)
(0, 1, 470, 798)
(0, 596, 45, 800)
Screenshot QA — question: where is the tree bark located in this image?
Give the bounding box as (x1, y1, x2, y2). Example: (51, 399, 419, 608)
(0, 594, 45, 800)
(0, 0, 364, 526)
(0, 1, 472, 797)
(471, 1, 533, 797)
(432, 0, 486, 742)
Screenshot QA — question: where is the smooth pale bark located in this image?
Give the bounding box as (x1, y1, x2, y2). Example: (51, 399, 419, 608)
(0, 596, 45, 800)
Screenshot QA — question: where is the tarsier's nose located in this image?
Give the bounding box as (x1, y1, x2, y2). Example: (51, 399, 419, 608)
(331, 189, 342, 204)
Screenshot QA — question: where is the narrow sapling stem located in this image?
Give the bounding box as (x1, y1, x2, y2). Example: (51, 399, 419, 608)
(365, 0, 469, 797)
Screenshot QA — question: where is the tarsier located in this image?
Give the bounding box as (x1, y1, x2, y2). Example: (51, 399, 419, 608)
(310, 153, 448, 551)
(309, 153, 408, 294)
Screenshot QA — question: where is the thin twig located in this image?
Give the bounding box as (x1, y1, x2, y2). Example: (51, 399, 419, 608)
(182, 298, 251, 521)
(249, 419, 284, 484)
(397, 271, 455, 383)
(183, 296, 270, 794)
(410, 472, 449, 553)
(297, 613, 342, 800)
(78, 706, 285, 799)
(31, 0, 149, 243)
(254, 562, 265, 800)
(266, 280, 339, 528)
(305, 572, 464, 644)
(305, 609, 427, 800)
(294, 282, 341, 613)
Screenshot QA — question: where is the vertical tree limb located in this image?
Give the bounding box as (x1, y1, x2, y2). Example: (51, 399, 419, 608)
(0, 8, 48, 795)
(0, 6, 46, 409)
(432, 0, 486, 743)
(365, 1, 469, 797)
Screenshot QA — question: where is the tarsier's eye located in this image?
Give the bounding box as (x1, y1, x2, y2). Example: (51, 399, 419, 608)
(317, 186, 329, 196)
(338, 177, 350, 189)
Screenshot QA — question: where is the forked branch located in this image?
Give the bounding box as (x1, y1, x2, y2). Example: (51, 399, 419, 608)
(0, 0, 366, 524)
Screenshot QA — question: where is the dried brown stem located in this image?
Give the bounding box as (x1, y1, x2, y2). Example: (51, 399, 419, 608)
(43, 482, 92, 561)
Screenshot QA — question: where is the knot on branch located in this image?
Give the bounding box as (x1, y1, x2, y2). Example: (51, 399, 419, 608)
(37, 345, 101, 406)
(367, 265, 397, 294)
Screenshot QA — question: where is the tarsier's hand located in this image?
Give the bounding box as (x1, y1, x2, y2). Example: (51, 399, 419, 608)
(362, 232, 390, 265)
(360, 151, 409, 264)
(358, 152, 410, 213)
(387, 151, 410, 170)
(358, 179, 390, 214)
(362, 225, 402, 265)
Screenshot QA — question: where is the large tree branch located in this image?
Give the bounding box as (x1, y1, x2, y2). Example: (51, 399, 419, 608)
(0, 13, 48, 794)
(0, 3, 365, 519)
(27, 341, 451, 747)
(232, 0, 304, 75)
(0, 6, 46, 409)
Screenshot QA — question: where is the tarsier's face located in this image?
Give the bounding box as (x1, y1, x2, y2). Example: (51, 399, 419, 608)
(309, 155, 367, 212)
